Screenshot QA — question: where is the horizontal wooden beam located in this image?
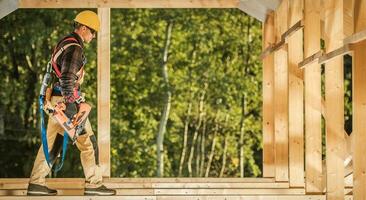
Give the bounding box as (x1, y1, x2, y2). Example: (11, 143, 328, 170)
(0, 188, 306, 196)
(299, 44, 354, 69)
(0, 177, 353, 198)
(153, 188, 305, 195)
(0, 195, 351, 200)
(298, 50, 323, 69)
(0, 178, 288, 190)
(261, 19, 304, 59)
(0, 177, 308, 196)
(318, 44, 353, 65)
(282, 20, 304, 42)
(0, 177, 275, 184)
(300, 29, 366, 69)
(344, 28, 366, 45)
(18, 0, 239, 8)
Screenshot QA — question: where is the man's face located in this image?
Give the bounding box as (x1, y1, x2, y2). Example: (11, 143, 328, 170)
(82, 26, 96, 43)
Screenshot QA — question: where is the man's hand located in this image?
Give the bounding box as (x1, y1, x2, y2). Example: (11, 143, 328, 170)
(43, 100, 54, 115)
(64, 102, 78, 119)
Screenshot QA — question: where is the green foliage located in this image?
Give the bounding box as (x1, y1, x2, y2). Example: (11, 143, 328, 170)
(110, 9, 263, 177)
(0, 9, 264, 178)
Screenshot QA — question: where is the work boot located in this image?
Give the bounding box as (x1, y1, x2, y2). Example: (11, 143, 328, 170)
(84, 185, 116, 196)
(27, 183, 57, 196)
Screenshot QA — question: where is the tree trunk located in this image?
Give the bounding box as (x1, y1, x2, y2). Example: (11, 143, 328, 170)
(178, 100, 192, 176)
(188, 83, 207, 177)
(239, 94, 246, 177)
(23, 52, 37, 128)
(0, 104, 4, 135)
(156, 21, 173, 177)
(219, 113, 230, 177)
(205, 110, 220, 177)
(178, 50, 196, 177)
(243, 15, 252, 75)
(199, 115, 207, 177)
(237, 15, 251, 178)
(23, 72, 37, 128)
(196, 124, 201, 176)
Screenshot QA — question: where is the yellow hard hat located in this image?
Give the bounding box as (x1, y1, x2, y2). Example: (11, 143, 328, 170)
(74, 10, 100, 32)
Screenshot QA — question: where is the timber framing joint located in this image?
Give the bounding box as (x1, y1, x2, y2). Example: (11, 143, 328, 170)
(261, 19, 304, 59)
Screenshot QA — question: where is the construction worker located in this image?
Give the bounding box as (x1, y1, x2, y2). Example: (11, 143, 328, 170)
(27, 10, 116, 196)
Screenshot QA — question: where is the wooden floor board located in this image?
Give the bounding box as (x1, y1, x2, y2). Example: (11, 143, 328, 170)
(0, 195, 355, 200)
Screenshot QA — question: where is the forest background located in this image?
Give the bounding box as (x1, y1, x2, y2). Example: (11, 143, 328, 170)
(1, 8, 311, 179)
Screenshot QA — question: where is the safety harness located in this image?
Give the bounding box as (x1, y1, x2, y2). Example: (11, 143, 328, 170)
(51, 37, 82, 78)
(39, 37, 82, 172)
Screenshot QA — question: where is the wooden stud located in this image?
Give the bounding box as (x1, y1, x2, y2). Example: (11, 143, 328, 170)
(304, 0, 323, 194)
(353, 0, 366, 199)
(320, 98, 353, 169)
(97, 8, 111, 177)
(323, 0, 353, 199)
(287, 0, 304, 188)
(262, 12, 276, 178)
(343, 0, 355, 39)
(274, 0, 289, 182)
(18, 0, 239, 8)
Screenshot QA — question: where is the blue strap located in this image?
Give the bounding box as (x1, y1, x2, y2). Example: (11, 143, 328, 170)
(54, 131, 69, 172)
(39, 95, 69, 172)
(39, 96, 52, 168)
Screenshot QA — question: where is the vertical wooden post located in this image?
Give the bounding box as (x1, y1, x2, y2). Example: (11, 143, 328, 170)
(97, 8, 111, 177)
(353, 0, 366, 198)
(323, 0, 353, 199)
(274, 0, 289, 182)
(287, 0, 304, 187)
(304, 0, 323, 193)
(262, 11, 275, 178)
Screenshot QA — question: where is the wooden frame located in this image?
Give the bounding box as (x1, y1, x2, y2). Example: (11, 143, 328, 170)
(352, 0, 366, 199)
(262, 12, 276, 178)
(323, 0, 353, 199)
(273, 0, 289, 182)
(303, 0, 323, 194)
(287, 0, 304, 188)
(97, 7, 111, 177)
(2, 0, 366, 198)
(261, 19, 304, 59)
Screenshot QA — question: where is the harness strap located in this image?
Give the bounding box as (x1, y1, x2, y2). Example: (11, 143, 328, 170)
(51, 37, 81, 78)
(39, 37, 82, 172)
(39, 96, 69, 172)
